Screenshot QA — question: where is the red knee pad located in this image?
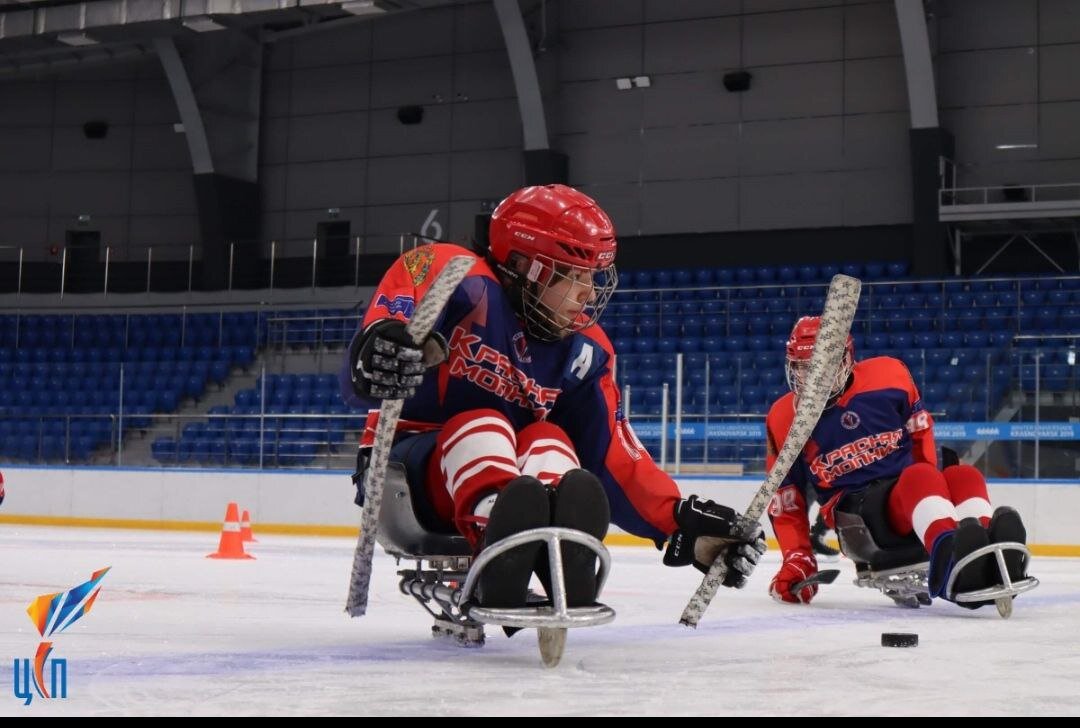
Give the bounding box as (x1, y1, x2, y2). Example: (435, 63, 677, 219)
(887, 462, 949, 534)
(943, 464, 992, 526)
(515, 420, 580, 485)
(427, 409, 519, 537)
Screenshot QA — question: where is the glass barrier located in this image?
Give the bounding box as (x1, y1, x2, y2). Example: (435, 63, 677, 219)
(2, 283, 1078, 477)
(0, 342, 1076, 477)
(613, 344, 1079, 478)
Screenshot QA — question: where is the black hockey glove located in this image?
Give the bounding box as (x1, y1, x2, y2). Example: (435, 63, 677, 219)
(663, 495, 768, 588)
(348, 319, 448, 400)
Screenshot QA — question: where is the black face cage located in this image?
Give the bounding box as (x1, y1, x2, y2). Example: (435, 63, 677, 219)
(518, 257, 618, 342)
(785, 347, 854, 403)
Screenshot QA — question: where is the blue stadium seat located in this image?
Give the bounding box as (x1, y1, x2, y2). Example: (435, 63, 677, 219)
(655, 318, 678, 337)
(937, 365, 962, 384)
(747, 315, 770, 335)
(923, 382, 947, 405)
(885, 259, 911, 276)
(1021, 289, 1045, 306)
(910, 310, 935, 332)
(682, 316, 704, 338)
(754, 266, 777, 283)
(863, 262, 886, 279)
(960, 402, 984, 420)
(692, 269, 715, 286)
(735, 267, 755, 285)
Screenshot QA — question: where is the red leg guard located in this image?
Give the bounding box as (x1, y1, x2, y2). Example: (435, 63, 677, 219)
(515, 420, 581, 486)
(426, 409, 521, 544)
(943, 464, 993, 526)
(887, 462, 958, 552)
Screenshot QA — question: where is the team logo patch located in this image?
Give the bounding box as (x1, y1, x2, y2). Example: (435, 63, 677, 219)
(512, 331, 532, 363)
(840, 410, 861, 430)
(402, 247, 436, 286)
(376, 294, 415, 318)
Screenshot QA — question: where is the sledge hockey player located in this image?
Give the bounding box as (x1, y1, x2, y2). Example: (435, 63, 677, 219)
(765, 316, 1030, 608)
(341, 184, 766, 614)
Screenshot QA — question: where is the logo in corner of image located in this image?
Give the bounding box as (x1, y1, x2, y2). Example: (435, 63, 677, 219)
(12, 567, 110, 706)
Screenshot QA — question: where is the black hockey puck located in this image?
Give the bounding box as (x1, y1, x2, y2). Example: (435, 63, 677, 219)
(881, 632, 918, 648)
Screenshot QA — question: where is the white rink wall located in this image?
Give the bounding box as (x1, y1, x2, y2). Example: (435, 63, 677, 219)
(0, 466, 1078, 547)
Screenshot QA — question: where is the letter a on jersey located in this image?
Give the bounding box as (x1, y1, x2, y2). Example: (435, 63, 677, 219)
(570, 343, 593, 380)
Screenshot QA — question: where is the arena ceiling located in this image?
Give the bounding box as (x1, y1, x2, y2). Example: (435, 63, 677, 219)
(0, 0, 468, 74)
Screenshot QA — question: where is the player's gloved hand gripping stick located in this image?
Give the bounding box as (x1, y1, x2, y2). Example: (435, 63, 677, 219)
(346, 255, 474, 617)
(680, 274, 861, 627)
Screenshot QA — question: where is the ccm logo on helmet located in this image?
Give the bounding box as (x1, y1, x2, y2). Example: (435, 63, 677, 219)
(513, 231, 536, 241)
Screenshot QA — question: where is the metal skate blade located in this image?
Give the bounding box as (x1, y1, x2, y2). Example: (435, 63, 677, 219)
(538, 627, 567, 668)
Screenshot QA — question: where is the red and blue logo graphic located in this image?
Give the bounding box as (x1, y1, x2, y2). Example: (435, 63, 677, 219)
(13, 567, 109, 706)
(376, 294, 416, 318)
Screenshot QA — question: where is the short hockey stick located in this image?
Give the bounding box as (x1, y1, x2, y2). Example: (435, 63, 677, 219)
(790, 568, 841, 595)
(680, 274, 861, 627)
(345, 254, 474, 617)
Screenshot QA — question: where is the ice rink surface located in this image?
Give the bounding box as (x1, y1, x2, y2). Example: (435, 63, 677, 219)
(2, 525, 1078, 716)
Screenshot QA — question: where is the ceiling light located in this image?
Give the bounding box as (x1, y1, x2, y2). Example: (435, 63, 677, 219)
(57, 32, 98, 46)
(995, 143, 1038, 150)
(183, 15, 227, 32)
(341, 1, 386, 15)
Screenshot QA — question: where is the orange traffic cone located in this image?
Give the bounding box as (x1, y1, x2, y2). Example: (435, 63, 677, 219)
(207, 502, 255, 560)
(240, 509, 258, 543)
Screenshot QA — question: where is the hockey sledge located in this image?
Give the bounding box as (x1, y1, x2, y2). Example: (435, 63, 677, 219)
(835, 508, 1038, 618)
(375, 462, 615, 666)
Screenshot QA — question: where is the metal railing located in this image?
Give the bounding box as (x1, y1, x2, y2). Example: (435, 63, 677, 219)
(1, 344, 1075, 478)
(939, 182, 1080, 207)
(0, 233, 443, 297)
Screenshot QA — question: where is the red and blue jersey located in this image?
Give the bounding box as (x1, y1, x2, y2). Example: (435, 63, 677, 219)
(765, 357, 936, 556)
(340, 243, 680, 542)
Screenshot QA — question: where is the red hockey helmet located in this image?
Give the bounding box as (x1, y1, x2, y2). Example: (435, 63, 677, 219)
(785, 315, 855, 402)
(488, 184, 618, 340)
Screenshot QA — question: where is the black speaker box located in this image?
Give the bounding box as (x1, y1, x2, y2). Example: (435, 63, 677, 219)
(83, 120, 109, 139)
(396, 105, 424, 125)
(722, 71, 752, 92)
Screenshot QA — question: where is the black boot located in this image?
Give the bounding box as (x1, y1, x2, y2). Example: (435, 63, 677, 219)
(930, 518, 995, 609)
(810, 512, 840, 557)
(476, 476, 550, 609)
(987, 506, 1028, 584)
(928, 530, 955, 599)
(535, 469, 610, 607)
